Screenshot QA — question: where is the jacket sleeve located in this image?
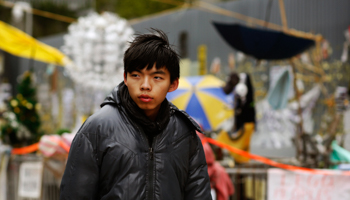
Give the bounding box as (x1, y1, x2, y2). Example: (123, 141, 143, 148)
(59, 132, 99, 200)
(184, 134, 212, 200)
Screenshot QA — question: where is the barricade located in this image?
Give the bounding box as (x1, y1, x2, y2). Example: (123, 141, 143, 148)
(226, 164, 269, 200)
(6, 154, 63, 200)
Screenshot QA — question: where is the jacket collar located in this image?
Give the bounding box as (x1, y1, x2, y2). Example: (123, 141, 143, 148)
(100, 83, 122, 107)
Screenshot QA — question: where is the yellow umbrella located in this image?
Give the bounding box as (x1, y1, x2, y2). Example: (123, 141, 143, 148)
(0, 20, 67, 66)
(166, 75, 233, 131)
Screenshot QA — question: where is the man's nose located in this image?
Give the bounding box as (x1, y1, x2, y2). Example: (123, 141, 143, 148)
(141, 77, 151, 90)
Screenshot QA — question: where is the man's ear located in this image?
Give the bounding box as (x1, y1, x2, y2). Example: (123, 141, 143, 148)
(168, 78, 179, 92)
(123, 72, 128, 86)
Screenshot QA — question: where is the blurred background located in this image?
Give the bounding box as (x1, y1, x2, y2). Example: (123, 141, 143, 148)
(0, 0, 350, 199)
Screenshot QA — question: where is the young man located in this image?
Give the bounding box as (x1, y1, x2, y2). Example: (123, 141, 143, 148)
(59, 29, 212, 200)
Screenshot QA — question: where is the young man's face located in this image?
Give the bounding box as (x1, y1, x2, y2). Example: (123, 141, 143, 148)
(124, 64, 179, 120)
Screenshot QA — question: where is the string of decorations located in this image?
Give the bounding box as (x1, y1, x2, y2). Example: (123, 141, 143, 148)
(62, 12, 134, 91)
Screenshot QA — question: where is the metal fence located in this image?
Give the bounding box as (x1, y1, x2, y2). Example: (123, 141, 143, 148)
(7, 154, 62, 200)
(227, 166, 269, 200)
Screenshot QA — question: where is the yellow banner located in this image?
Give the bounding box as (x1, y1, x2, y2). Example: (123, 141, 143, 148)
(0, 20, 67, 66)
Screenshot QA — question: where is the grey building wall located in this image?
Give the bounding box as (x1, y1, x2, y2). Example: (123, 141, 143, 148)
(130, 0, 350, 68)
(1, 52, 20, 96)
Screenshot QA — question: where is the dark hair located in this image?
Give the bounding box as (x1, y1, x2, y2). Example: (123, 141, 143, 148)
(123, 28, 180, 83)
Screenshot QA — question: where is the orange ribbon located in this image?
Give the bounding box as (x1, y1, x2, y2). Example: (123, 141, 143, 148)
(11, 142, 39, 155)
(203, 136, 350, 176)
(11, 140, 70, 155)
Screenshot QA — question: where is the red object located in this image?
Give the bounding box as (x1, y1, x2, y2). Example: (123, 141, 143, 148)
(197, 132, 234, 200)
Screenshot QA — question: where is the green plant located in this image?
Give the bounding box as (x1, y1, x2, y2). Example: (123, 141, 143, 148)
(1, 71, 43, 147)
(56, 128, 71, 136)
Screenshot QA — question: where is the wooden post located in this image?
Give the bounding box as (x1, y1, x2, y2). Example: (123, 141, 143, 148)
(278, 0, 288, 32)
(289, 59, 305, 161)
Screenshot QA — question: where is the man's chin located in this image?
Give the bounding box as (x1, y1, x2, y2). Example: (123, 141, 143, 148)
(136, 104, 154, 111)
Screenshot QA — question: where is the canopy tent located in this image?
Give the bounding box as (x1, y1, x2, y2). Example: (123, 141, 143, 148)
(0, 20, 67, 66)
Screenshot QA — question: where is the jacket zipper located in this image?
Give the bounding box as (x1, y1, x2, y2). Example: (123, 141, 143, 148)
(129, 119, 157, 200)
(147, 142, 155, 200)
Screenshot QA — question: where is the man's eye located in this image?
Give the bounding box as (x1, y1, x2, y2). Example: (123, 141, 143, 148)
(154, 76, 163, 80)
(131, 74, 139, 77)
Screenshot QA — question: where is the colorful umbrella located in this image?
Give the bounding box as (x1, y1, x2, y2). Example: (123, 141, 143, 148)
(167, 75, 234, 131)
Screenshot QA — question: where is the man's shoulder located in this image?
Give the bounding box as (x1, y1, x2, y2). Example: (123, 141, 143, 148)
(90, 104, 121, 120)
(169, 103, 202, 133)
(79, 104, 124, 132)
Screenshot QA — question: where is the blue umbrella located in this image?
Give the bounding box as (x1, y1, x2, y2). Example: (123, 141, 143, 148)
(167, 75, 234, 131)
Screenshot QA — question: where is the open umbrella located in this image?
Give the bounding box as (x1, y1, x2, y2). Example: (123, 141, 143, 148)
(166, 75, 233, 131)
(0, 20, 67, 66)
(212, 22, 315, 60)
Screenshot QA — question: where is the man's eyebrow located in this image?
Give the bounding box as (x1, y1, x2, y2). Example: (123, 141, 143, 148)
(151, 70, 166, 75)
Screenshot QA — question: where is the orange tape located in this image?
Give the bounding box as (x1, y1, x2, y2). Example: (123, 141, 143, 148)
(203, 137, 350, 176)
(11, 142, 39, 155)
(11, 139, 70, 155)
(58, 140, 70, 153)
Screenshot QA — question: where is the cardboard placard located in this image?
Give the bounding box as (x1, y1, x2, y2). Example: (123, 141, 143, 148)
(18, 161, 43, 198)
(268, 168, 350, 200)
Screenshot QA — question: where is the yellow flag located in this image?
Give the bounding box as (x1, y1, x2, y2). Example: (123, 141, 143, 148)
(0, 20, 68, 66)
(197, 44, 207, 75)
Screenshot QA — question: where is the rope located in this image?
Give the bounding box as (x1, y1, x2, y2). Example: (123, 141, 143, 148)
(0, 1, 76, 23)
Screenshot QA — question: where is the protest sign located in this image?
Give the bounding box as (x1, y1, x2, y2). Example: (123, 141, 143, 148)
(268, 168, 350, 200)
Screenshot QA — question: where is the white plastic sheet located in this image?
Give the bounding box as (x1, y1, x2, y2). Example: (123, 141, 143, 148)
(268, 168, 350, 200)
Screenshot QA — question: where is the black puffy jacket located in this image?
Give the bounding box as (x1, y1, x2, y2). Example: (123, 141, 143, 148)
(59, 86, 212, 200)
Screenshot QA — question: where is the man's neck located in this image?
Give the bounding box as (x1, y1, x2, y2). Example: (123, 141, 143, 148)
(143, 110, 158, 121)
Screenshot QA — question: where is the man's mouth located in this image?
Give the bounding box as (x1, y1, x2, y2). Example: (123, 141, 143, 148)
(139, 94, 152, 103)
